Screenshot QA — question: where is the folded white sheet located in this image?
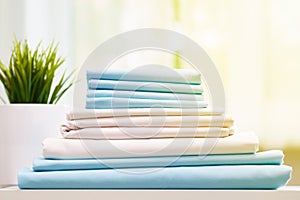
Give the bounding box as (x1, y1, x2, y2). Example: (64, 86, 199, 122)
(67, 108, 225, 120)
(63, 115, 233, 129)
(42, 132, 258, 159)
(61, 127, 234, 140)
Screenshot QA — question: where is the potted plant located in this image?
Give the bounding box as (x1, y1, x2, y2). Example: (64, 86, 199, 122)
(0, 38, 74, 185)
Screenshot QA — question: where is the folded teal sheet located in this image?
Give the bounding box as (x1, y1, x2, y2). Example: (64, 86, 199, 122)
(87, 68, 201, 84)
(88, 80, 203, 94)
(33, 150, 284, 171)
(85, 97, 208, 109)
(18, 165, 291, 189)
(87, 90, 204, 101)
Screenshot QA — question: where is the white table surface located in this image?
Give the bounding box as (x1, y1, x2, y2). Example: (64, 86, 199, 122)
(1, 186, 300, 200)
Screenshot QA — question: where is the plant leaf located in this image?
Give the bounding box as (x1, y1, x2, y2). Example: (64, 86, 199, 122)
(0, 37, 74, 104)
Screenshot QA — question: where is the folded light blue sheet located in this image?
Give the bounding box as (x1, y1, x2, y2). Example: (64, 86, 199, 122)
(85, 97, 208, 109)
(33, 150, 283, 171)
(18, 165, 291, 189)
(87, 68, 201, 84)
(88, 80, 203, 94)
(87, 90, 204, 101)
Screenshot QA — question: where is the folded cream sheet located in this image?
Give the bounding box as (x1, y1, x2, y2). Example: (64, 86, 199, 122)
(67, 108, 225, 120)
(63, 115, 233, 129)
(61, 127, 234, 140)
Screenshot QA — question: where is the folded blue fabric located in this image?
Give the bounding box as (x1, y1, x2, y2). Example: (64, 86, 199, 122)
(85, 97, 208, 109)
(87, 90, 204, 101)
(33, 150, 283, 172)
(88, 80, 203, 94)
(18, 165, 291, 189)
(87, 68, 201, 84)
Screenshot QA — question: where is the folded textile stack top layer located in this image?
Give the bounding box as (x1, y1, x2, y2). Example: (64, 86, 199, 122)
(85, 68, 206, 109)
(18, 68, 292, 189)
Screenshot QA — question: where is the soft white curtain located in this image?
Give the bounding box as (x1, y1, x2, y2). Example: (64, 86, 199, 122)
(1, 0, 300, 147)
(170, 0, 300, 147)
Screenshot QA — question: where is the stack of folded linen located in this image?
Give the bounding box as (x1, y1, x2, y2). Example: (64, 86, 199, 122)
(18, 68, 292, 189)
(60, 108, 234, 140)
(85, 68, 208, 109)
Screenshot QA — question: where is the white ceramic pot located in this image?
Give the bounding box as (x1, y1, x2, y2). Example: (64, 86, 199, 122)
(0, 104, 67, 186)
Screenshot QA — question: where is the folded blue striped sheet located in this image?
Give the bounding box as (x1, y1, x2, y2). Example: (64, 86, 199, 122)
(87, 68, 201, 84)
(87, 90, 204, 101)
(85, 97, 208, 109)
(88, 80, 203, 94)
(18, 165, 291, 189)
(33, 150, 283, 171)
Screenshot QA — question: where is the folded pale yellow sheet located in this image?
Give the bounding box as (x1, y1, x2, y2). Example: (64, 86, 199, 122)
(63, 115, 233, 129)
(61, 127, 234, 140)
(66, 108, 225, 120)
(42, 132, 258, 159)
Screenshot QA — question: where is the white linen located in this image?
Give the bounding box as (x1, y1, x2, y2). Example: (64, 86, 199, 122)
(42, 132, 259, 159)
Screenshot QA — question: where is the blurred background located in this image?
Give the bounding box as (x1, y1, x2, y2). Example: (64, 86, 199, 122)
(0, 0, 299, 185)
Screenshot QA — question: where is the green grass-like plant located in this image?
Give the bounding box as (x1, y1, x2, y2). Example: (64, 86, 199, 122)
(0, 38, 74, 104)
